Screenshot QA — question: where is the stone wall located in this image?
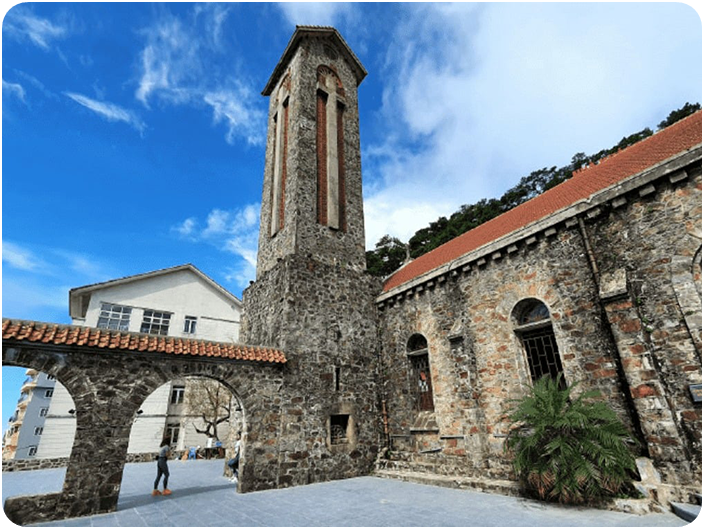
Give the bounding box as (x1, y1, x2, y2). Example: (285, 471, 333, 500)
(376, 155, 702, 493)
(256, 33, 367, 278)
(2, 345, 286, 524)
(243, 253, 382, 487)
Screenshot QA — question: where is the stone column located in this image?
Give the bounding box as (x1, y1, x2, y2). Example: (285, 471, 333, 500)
(599, 269, 690, 479)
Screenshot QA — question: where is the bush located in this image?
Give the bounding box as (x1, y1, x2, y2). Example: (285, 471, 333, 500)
(505, 375, 638, 504)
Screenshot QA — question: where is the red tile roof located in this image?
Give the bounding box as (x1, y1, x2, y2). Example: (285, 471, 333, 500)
(1, 319, 287, 364)
(383, 111, 702, 293)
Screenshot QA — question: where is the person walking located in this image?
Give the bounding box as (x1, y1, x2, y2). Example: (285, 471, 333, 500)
(153, 438, 172, 496)
(227, 432, 241, 484)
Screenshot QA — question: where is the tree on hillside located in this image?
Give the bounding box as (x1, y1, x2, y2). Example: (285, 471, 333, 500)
(365, 102, 702, 277)
(366, 235, 407, 277)
(658, 102, 701, 130)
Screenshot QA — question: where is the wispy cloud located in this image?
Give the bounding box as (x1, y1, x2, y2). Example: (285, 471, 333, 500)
(135, 7, 264, 145)
(2, 241, 44, 271)
(203, 88, 263, 146)
(65, 92, 146, 133)
(2, 80, 26, 103)
(173, 204, 260, 290)
(4, 8, 69, 50)
(276, 3, 354, 26)
(362, 3, 702, 248)
(2, 240, 114, 323)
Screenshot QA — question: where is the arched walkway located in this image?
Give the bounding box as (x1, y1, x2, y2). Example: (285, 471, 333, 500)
(2, 319, 286, 525)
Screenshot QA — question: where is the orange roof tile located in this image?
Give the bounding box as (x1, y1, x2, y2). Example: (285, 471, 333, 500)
(2, 319, 287, 364)
(383, 111, 702, 293)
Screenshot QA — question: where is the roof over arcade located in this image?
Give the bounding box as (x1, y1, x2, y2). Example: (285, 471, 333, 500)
(382, 110, 703, 294)
(262, 25, 367, 96)
(2, 319, 287, 364)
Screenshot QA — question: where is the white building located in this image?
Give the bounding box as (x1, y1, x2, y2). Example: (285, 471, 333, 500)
(33, 264, 243, 460)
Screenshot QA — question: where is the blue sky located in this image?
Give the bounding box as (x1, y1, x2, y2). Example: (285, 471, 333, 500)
(2, 3, 701, 428)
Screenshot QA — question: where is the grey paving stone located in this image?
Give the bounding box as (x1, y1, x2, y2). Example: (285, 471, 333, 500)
(3, 460, 687, 527)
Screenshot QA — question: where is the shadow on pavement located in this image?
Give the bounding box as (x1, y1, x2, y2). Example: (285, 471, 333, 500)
(117, 483, 236, 510)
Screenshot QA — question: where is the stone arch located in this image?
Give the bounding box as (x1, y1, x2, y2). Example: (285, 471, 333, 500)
(3, 340, 285, 524)
(1, 365, 79, 463)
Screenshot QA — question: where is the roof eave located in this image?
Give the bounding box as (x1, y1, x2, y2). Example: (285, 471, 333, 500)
(262, 26, 367, 96)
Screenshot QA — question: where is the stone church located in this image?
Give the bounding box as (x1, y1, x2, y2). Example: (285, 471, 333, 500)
(241, 25, 701, 502)
(2, 26, 701, 523)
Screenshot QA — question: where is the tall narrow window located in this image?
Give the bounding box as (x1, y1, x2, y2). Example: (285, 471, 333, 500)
(183, 316, 197, 334)
(513, 299, 565, 387)
(316, 65, 346, 230)
(270, 76, 290, 237)
(170, 385, 185, 405)
(165, 423, 180, 446)
(407, 334, 434, 412)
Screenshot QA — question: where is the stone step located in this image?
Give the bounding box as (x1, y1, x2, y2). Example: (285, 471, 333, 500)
(670, 502, 701, 523)
(373, 468, 520, 497)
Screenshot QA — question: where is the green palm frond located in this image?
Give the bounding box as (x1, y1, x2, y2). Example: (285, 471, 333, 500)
(504, 374, 637, 505)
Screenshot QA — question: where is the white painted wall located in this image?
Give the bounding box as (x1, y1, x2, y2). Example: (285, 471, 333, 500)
(74, 269, 241, 343)
(35, 382, 75, 458)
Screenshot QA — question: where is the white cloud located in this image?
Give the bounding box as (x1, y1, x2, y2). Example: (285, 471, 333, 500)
(2, 241, 43, 271)
(1, 241, 114, 323)
(277, 3, 353, 26)
(2, 80, 26, 103)
(65, 92, 146, 132)
(174, 217, 198, 238)
(4, 9, 68, 50)
(362, 3, 702, 247)
(204, 89, 265, 146)
(173, 204, 261, 290)
(135, 7, 264, 145)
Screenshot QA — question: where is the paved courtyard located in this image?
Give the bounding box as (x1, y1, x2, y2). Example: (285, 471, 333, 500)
(2, 460, 687, 527)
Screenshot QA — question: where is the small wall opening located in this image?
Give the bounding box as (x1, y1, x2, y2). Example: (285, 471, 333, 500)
(330, 414, 350, 445)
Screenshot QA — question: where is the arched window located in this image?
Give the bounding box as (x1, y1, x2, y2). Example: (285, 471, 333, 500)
(270, 74, 290, 237)
(513, 299, 565, 387)
(316, 65, 346, 231)
(407, 334, 434, 412)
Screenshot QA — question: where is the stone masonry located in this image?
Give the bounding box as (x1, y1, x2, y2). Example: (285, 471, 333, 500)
(2, 26, 701, 525)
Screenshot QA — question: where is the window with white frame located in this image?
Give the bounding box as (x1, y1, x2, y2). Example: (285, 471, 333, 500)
(39, 408, 49, 417)
(170, 385, 185, 405)
(141, 310, 171, 335)
(44, 389, 53, 398)
(34, 427, 43, 436)
(28, 446, 37, 456)
(165, 423, 180, 446)
(183, 316, 197, 334)
(97, 303, 132, 331)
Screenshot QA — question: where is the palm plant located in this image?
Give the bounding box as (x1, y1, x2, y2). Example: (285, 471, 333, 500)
(505, 375, 638, 504)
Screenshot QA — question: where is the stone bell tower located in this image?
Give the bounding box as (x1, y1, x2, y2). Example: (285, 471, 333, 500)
(255, 26, 368, 278)
(242, 27, 381, 488)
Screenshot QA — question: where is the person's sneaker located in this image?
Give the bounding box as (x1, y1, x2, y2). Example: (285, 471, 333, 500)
(162, 489, 172, 496)
(152, 490, 162, 496)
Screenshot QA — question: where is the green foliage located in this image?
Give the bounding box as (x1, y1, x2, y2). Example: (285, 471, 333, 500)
(504, 375, 638, 505)
(365, 103, 701, 276)
(365, 235, 407, 277)
(658, 102, 701, 130)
